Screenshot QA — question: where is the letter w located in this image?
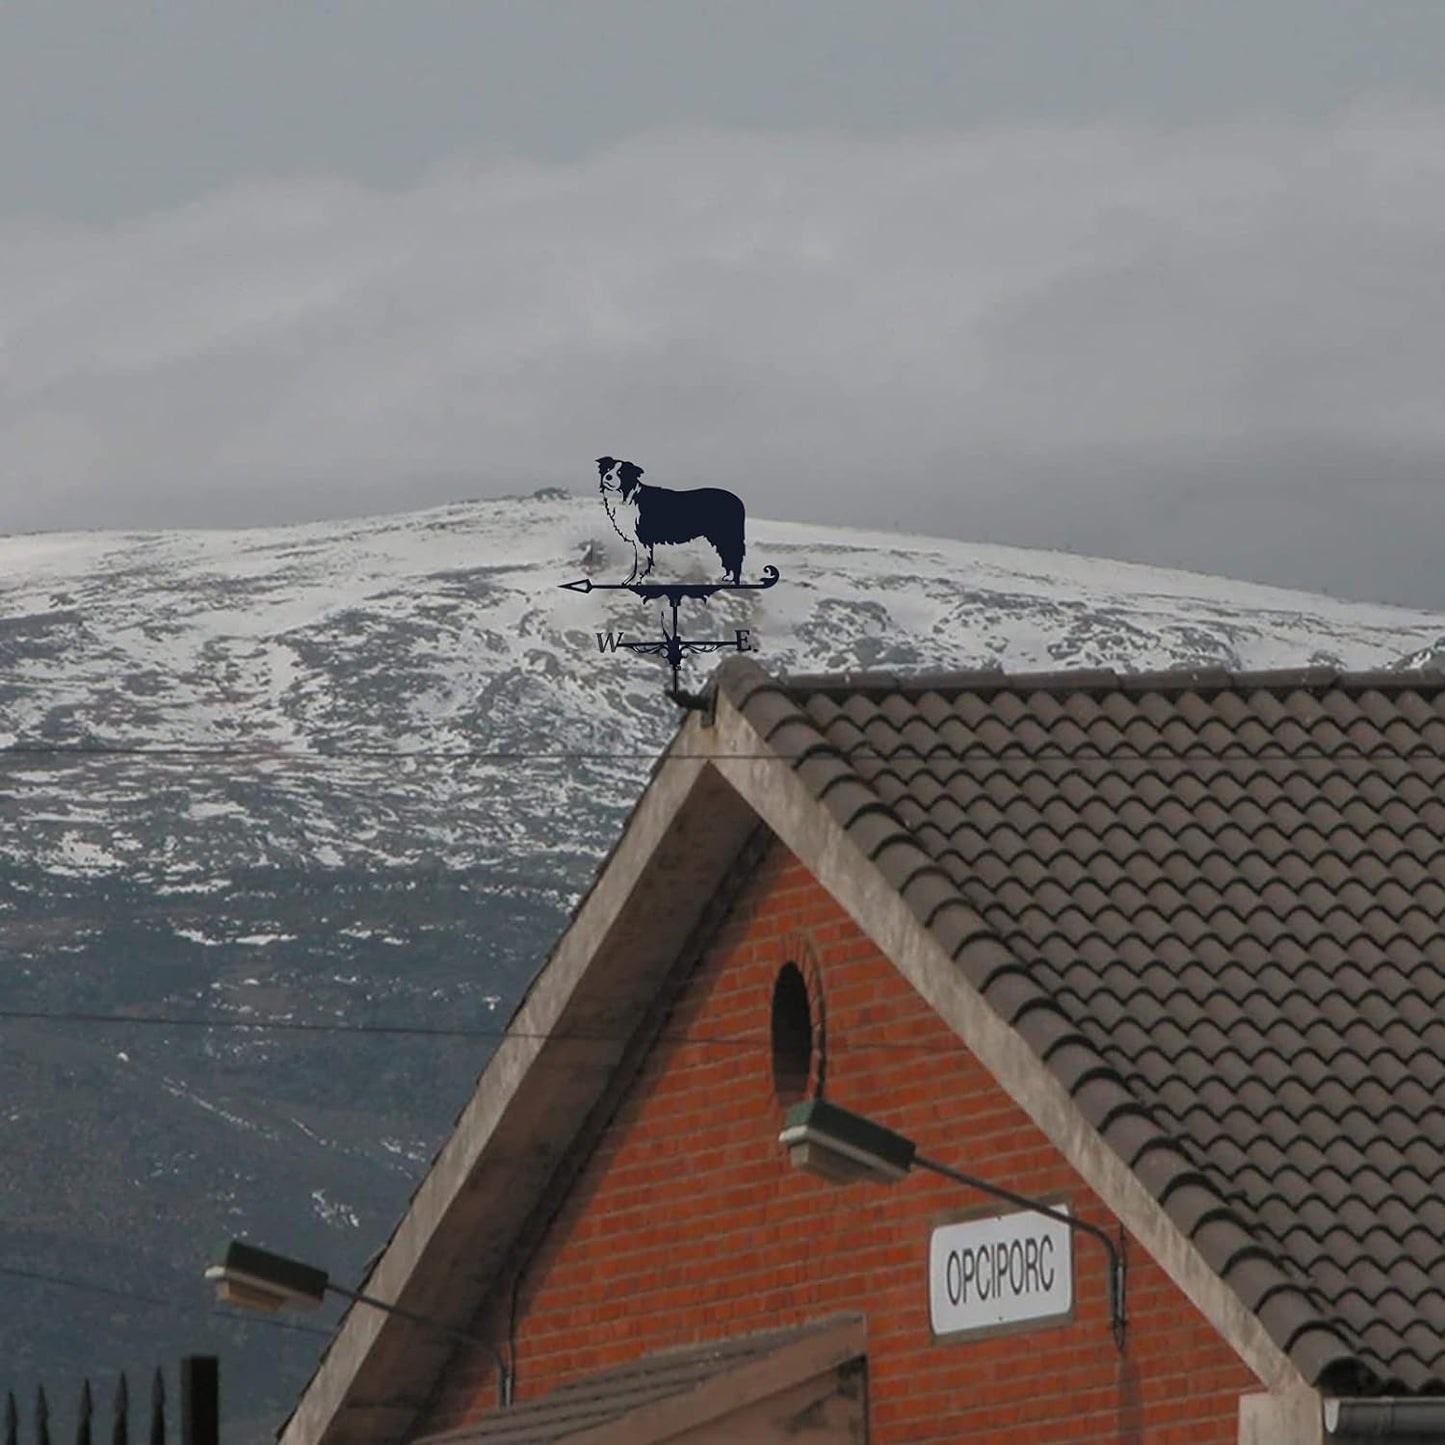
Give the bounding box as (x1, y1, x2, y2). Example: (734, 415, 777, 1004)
(596, 632, 625, 652)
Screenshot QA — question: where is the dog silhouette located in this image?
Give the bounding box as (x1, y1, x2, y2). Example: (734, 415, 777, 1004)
(595, 457, 747, 584)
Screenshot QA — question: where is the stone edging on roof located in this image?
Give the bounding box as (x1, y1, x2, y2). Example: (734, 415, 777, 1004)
(775, 665, 1445, 701)
(713, 656, 1355, 1390)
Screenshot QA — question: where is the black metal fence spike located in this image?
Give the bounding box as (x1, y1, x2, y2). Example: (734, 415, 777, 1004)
(74, 1381, 92, 1445)
(147, 1373, 163, 1445)
(1, 1362, 201, 1445)
(110, 1377, 128, 1445)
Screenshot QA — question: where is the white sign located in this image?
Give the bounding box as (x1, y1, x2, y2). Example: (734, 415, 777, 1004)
(929, 1206, 1074, 1337)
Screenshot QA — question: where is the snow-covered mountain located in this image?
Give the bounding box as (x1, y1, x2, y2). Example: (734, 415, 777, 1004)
(5, 489, 1443, 878)
(2, 491, 1442, 1442)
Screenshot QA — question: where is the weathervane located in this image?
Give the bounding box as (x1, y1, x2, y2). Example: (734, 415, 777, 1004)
(560, 457, 782, 709)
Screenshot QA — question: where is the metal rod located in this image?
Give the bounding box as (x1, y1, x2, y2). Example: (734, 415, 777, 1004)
(559, 565, 779, 599)
(914, 1153, 1127, 1348)
(325, 1284, 513, 1405)
(668, 597, 682, 694)
(178, 1361, 216, 1445)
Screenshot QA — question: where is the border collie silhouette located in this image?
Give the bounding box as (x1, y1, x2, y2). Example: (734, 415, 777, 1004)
(596, 456, 747, 584)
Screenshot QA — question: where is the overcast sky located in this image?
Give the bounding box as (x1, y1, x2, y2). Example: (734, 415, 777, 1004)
(3, 1, 1445, 609)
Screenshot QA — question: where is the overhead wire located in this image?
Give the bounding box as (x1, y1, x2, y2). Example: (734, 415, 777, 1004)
(0, 1263, 334, 1339)
(0, 1005, 956, 1055)
(0, 743, 1434, 762)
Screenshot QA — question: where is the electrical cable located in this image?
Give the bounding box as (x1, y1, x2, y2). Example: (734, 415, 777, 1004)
(0, 1263, 333, 1339)
(0, 1006, 954, 1054)
(0, 744, 1437, 763)
(0, 1007, 526, 1038)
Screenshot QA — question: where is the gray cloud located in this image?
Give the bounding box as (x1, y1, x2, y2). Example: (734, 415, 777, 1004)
(6, 1, 1445, 222)
(3, 109, 1445, 607)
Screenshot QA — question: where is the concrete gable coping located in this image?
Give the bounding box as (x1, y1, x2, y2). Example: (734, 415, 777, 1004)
(281, 727, 762, 1445)
(706, 686, 1307, 1395)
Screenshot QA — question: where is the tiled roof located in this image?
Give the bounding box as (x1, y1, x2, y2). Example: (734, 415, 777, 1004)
(719, 659, 1445, 1395)
(411, 1317, 862, 1444)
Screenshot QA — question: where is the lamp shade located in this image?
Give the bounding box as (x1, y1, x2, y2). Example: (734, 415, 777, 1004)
(778, 1098, 917, 1184)
(205, 1240, 329, 1312)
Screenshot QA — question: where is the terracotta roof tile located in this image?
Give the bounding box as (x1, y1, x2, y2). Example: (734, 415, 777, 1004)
(717, 658, 1445, 1393)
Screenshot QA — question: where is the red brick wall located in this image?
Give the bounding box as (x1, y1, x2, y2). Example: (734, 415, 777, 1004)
(417, 843, 1259, 1443)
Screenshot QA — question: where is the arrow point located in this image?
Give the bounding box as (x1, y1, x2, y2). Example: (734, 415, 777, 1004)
(560, 577, 593, 593)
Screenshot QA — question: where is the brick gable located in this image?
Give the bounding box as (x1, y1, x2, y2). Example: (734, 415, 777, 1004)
(415, 844, 1257, 1444)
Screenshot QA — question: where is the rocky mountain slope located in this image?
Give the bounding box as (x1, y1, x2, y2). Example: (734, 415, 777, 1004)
(2, 491, 1442, 1441)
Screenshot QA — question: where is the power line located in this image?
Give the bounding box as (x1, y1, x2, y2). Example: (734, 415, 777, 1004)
(0, 1007, 512, 1039)
(0, 1263, 177, 1311)
(0, 745, 663, 760)
(0, 1263, 333, 1340)
(0, 744, 1438, 763)
(0, 1004, 959, 1055)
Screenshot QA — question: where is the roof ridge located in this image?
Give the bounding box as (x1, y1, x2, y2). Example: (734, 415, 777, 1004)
(767, 663, 1445, 700)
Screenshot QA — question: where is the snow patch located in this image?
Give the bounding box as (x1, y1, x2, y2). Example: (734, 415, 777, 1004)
(310, 1189, 360, 1229)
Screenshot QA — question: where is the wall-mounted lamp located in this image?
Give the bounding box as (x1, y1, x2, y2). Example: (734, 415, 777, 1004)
(778, 1099, 1127, 1348)
(205, 1240, 514, 1405)
(778, 1096, 916, 1184)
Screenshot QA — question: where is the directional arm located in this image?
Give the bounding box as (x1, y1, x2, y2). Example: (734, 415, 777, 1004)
(564, 569, 778, 706)
(560, 566, 778, 602)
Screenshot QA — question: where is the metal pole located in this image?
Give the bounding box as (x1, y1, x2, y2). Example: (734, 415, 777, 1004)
(178, 1360, 217, 1445)
(914, 1153, 1127, 1349)
(324, 1284, 513, 1406)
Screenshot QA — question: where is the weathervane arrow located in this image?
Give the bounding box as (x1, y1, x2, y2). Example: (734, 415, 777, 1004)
(559, 566, 779, 602)
(562, 568, 779, 706)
